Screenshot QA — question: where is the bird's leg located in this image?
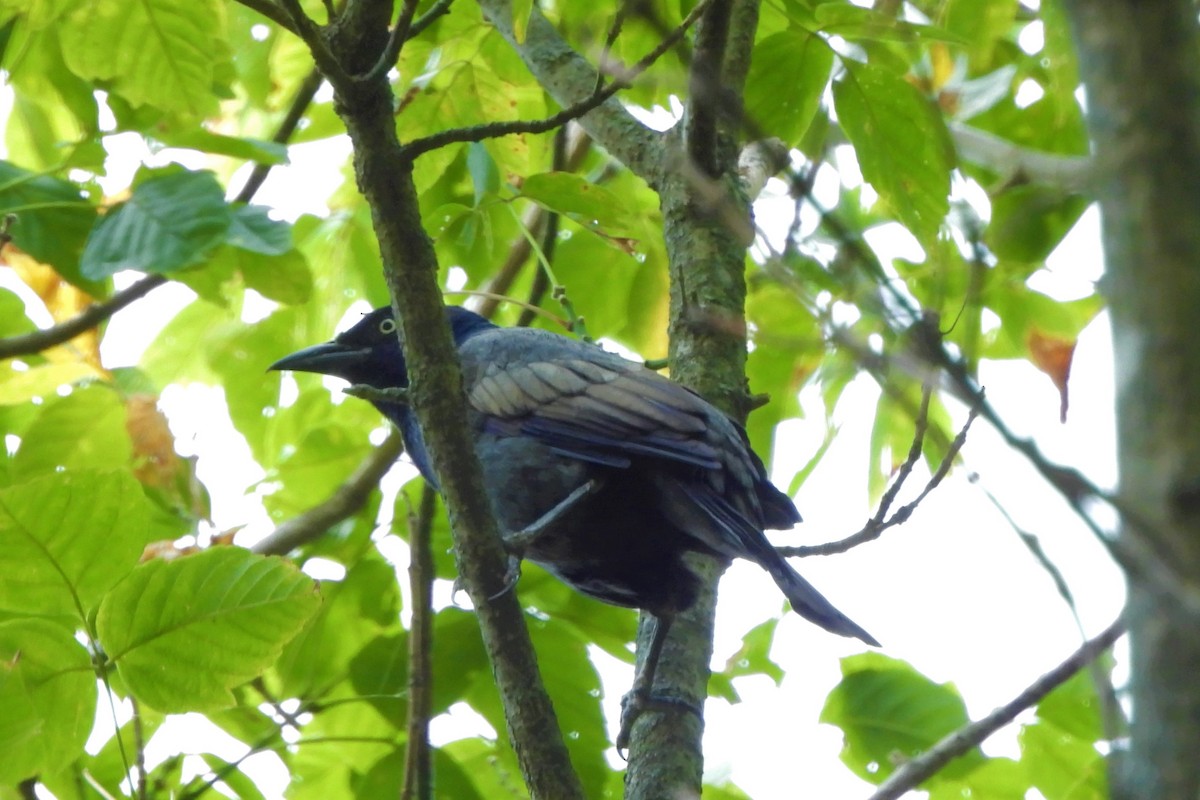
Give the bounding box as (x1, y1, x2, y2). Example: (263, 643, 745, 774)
(505, 478, 603, 554)
(487, 478, 604, 601)
(616, 614, 703, 753)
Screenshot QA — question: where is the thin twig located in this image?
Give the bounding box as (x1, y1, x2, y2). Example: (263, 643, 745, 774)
(977, 483, 1127, 742)
(401, 485, 437, 800)
(516, 126, 568, 327)
(595, 2, 632, 94)
(252, 433, 403, 555)
(408, 0, 454, 40)
(235, 67, 324, 203)
(344, 384, 409, 406)
(402, 0, 711, 160)
(132, 699, 147, 800)
(686, 0, 734, 177)
(0, 274, 166, 361)
(780, 397, 981, 557)
(276, 0, 352, 89)
(477, 127, 593, 320)
(867, 617, 1125, 800)
(1, 59, 326, 362)
(230, 0, 300, 35)
(363, 0, 420, 83)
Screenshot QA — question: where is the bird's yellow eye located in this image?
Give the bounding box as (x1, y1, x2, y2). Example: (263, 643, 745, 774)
(379, 318, 396, 335)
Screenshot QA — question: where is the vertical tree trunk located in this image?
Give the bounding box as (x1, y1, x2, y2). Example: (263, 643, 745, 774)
(1061, 1, 1200, 796)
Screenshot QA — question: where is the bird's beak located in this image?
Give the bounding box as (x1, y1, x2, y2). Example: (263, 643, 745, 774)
(268, 341, 369, 376)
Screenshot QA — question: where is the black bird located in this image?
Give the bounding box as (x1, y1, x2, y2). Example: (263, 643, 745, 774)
(271, 306, 877, 747)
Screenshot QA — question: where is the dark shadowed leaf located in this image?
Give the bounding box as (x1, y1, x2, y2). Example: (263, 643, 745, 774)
(80, 168, 231, 279)
(0, 160, 98, 292)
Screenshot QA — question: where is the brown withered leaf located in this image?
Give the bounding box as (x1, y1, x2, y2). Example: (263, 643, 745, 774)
(140, 540, 201, 563)
(126, 394, 183, 489)
(4, 246, 104, 370)
(1027, 329, 1076, 423)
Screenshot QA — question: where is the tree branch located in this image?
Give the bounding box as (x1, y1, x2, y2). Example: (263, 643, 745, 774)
(322, 16, 585, 796)
(252, 432, 403, 556)
(235, 67, 324, 203)
(276, 0, 353, 89)
(401, 484, 437, 800)
(230, 0, 300, 35)
(477, 127, 593, 320)
(0, 274, 166, 361)
(868, 617, 1125, 800)
(780, 392, 981, 558)
(475, 0, 666, 186)
(949, 121, 1093, 193)
(625, 1, 760, 795)
(2, 58, 327, 362)
(405, 0, 707, 160)
(686, 0, 734, 177)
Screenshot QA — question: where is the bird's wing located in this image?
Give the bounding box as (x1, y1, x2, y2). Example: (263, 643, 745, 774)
(459, 328, 798, 553)
(467, 353, 725, 470)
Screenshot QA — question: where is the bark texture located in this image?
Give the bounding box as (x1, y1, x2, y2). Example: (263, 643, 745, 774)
(1062, 1, 1200, 796)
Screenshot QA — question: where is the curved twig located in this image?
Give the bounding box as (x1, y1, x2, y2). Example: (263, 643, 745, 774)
(868, 617, 1125, 800)
(0, 275, 166, 361)
(252, 432, 403, 556)
(403, 0, 708, 160)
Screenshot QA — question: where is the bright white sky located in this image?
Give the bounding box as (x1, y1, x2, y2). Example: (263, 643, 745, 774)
(1, 32, 1122, 797)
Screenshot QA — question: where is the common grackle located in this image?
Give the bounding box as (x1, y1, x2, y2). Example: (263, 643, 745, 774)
(271, 306, 877, 748)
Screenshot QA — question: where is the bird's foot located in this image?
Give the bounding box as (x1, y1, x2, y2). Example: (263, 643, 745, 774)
(615, 689, 703, 755)
(487, 553, 524, 601)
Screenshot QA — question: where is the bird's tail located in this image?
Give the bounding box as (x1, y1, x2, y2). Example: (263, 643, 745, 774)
(763, 555, 880, 647)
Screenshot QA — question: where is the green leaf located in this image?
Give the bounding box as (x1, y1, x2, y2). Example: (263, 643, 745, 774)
(240, 248, 314, 305)
(349, 632, 408, 724)
(60, 0, 225, 119)
(987, 186, 1088, 263)
(710, 618, 784, 702)
(833, 61, 954, 243)
(0, 159, 99, 291)
(440, 739, 527, 800)
(1036, 666, 1107, 744)
(3, 22, 102, 173)
(155, 128, 289, 164)
(467, 142, 500, 206)
(275, 558, 401, 697)
(11, 383, 132, 478)
(816, 4, 968, 45)
(80, 167, 232, 279)
(982, 283, 1102, 362)
(510, 0, 531, 42)
(0, 362, 104, 405)
(97, 547, 321, 712)
(941, 0, 1019, 71)
(1020, 722, 1108, 800)
(519, 172, 641, 238)
(927, 756, 1030, 800)
(0, 618, 96, 783)
(821, 652, 979, 784)
(0, 469, 149, 620)
(227, 204, 292, 255)
(744, 30, 833, 144)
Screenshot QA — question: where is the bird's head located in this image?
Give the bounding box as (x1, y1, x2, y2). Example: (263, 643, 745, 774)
(268, 305, 497, 389)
